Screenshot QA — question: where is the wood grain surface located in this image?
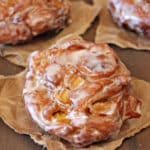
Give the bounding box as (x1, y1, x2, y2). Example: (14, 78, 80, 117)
(0, 16, 150, 150)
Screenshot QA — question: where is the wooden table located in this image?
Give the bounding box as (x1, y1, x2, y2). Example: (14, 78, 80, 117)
(0, 22, 150, 150)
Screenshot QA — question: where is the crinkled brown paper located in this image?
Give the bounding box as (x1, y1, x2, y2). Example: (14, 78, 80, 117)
(95, 0, 150, 50)
(0, 70, 150, 150)
(0, 0, 101, 67)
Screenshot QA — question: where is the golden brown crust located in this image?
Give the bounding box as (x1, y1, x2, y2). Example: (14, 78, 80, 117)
(23, 38, 141, 147)
(108, 0, 150, 38)
(0, 0, 70, 44)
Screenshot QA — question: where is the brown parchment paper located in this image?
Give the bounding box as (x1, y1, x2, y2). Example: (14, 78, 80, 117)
(0, 0, 101, 67)
(95, 0, 150, 51)
(0, 69, 150, 150)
